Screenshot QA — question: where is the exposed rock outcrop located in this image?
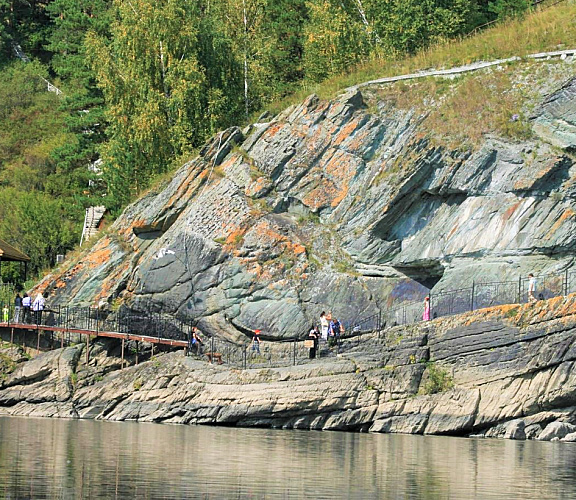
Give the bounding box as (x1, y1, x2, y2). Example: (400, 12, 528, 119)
(32, 58, 576, 342)
(3, 295, 576, 440)
(7, 57, 576, 440)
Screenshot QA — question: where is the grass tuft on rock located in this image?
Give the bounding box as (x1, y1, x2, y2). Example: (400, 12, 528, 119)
(419, 362, 455, 395)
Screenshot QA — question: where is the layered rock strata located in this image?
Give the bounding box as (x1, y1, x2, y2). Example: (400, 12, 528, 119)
(33, 60, 576, 340)
(3, 296, 576, 440)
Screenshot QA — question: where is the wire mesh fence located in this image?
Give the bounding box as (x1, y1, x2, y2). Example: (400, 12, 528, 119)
(0, 304, 192, 343)
(356, 268, 576, 332)
(194, 335, 316, 369)
(2, 268, 576, 368)
(0, 302, 322, 367)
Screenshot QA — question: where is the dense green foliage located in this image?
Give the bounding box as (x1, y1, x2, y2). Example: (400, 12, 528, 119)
(0, 62, 79, 283)
(0, 0, 555, 281)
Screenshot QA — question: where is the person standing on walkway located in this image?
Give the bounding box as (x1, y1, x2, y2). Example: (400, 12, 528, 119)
(251, 329, 262, 355)
(13, 293, 22, 323)
(32, 292, 46, 325)
(422, 297, 431, 321)
(189, 327, 203, 356)
(320, 312, 329, 341)
(22, 293, 31, 323)
(528, 273, 537, 303)
(328, 317, 342, 347)
(308, 325, 318, 359)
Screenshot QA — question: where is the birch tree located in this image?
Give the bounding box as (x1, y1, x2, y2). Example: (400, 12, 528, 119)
(215, 0, 266, 117)
(86, 0, 207, 207)
(303, 0, 370, 82)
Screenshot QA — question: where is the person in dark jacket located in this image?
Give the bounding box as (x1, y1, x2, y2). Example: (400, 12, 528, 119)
(308, 325, 319, 359)
(13, 293, 22, 323)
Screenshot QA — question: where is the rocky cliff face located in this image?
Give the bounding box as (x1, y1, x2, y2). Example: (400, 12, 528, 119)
(35, 58, 576, 340)
(3, 296, 576, 441)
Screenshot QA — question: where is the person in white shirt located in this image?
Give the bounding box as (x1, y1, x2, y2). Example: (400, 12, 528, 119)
(320, 311, 329, 341)
(528, 273, 537, 303)
(32, 292, 47, 324)
(22, 293, 31, 323)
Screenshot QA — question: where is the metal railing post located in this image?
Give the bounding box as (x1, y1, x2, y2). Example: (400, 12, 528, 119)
(518, 276, 522, 303)
(470, 281, 475, 311)
(293, 339, 296, 366)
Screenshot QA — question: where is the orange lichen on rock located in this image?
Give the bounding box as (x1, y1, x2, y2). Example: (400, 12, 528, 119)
(166, 170, 205, 208)
(250, 220, 286, 247)
(292, 243, 306, 255)
(333, 118, 361, 146)
(94, 260, 131, 304)
(545, 208, 575, 240)
(131, 219, 149, 230)
(345, 127, 372, 152)
(265, 123, 284, 138)
(245, 177, 269, 198)
(302, 177, 341, 210)
(503, 201, 521, 222)
(84, 239, 112, 269)
(220, 153, 242, 170)
(226, 227, 247, 246)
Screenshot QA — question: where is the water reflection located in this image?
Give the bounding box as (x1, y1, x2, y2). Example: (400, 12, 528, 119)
(1, 416, 576, 498)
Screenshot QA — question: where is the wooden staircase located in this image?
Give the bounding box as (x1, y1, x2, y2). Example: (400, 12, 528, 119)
(80, 206, 106, 245)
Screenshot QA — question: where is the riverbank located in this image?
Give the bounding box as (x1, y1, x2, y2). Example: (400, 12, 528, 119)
(2, 294, 576, 441)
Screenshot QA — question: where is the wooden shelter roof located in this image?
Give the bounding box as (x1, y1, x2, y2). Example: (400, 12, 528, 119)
(0, 238, 30, 262)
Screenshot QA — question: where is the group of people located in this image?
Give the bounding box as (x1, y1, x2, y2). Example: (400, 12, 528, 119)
(189, 273, 544, 363)
(8, 292, 47, 324)
(307, 311, 344, 359)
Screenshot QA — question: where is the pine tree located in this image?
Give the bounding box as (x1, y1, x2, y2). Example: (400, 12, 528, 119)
(0, 0, 53, 61)
(47, 0, 112, 204)
(258, 0, 308, 99)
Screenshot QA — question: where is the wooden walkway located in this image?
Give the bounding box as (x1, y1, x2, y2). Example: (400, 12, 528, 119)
(0, 320, 188, 367)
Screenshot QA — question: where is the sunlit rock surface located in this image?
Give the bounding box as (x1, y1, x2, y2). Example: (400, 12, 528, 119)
(3, 296, 576, 440)
(34, 61, 576, 343)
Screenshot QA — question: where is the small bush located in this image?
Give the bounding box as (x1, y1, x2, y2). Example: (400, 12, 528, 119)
(420, 362, 454, 395)
(505, 306, 520, 318)
(297, 212, 320, 225)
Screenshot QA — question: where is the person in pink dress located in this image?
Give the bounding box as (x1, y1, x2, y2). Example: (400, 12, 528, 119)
(422, 296, 431, 321)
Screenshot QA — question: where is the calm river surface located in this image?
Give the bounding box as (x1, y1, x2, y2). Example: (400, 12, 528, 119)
(1, 416, 576, 499)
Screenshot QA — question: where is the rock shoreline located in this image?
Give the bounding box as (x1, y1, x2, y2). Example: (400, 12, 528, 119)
(3, 296, 576, 442)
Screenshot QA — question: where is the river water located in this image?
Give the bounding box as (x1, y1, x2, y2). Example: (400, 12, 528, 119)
(1, 416, 576, 499)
